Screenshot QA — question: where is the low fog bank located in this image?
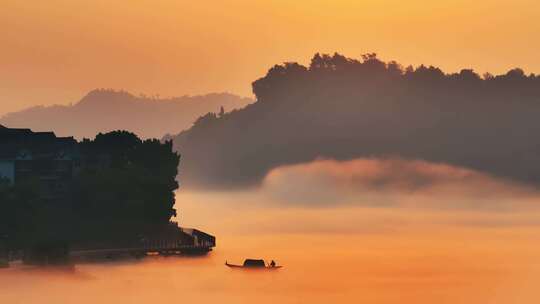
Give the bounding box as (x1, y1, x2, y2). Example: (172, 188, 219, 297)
(175, 158, 540, 238)
(260, 158, 540, 211)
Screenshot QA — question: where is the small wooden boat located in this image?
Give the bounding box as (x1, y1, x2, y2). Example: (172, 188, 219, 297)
(225, 259, 282, 269)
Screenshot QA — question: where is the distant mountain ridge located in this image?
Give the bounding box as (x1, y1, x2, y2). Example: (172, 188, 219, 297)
(0, 89, 253, 139)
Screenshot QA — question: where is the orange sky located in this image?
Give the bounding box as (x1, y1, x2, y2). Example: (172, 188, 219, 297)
(1, 0, 540, 114)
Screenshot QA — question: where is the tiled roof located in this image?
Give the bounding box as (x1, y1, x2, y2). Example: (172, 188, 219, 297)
(0, 127, 76, 159)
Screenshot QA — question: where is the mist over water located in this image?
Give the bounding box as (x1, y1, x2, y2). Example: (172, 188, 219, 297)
(2, 158, 540, 303)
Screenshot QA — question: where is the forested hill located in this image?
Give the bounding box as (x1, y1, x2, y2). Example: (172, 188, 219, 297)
(169, 53, 540, 189)
(0, 90, 252, 139)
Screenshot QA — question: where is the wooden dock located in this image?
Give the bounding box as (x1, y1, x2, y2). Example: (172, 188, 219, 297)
(1, 227, 216, 266)
(70, 227, 216, 259)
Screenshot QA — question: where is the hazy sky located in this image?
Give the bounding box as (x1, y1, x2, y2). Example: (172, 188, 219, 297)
(2, 0, 540, 114)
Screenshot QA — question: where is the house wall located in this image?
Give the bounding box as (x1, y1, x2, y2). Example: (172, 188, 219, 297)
(0, 160, 15, 183)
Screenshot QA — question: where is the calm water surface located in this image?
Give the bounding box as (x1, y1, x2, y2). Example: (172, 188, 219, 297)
(2, 189, 540, 304)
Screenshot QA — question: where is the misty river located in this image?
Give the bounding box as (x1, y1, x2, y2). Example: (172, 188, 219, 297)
(2, 159, 540, 303)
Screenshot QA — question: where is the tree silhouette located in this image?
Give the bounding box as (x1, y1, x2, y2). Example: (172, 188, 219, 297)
(169, 52, 540, 189)
(219, 106, 225, 117)
(73, 131, 180, 242)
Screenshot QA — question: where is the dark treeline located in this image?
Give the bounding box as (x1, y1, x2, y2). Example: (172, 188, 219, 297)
(74, 131, 180, 242)
(169, 53, 540, 189)
(0, 131, 179, 260)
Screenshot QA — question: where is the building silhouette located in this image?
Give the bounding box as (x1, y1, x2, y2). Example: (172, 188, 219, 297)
(0, 125, 215, 265)
(0, 125, 78, 201)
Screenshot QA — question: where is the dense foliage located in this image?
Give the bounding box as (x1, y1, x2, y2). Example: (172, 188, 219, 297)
(171, 53, 540, 189)
(74, 131, 180, 242)
(0, 131, 180, 252)
(0, 177, 40, 248)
